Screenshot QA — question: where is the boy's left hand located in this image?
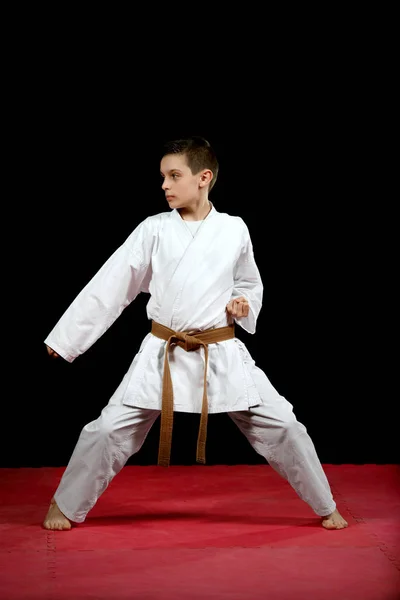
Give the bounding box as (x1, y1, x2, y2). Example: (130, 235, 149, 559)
(226, 296, 250, 318)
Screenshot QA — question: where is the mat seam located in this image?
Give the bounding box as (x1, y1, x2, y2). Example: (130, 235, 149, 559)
(330, 482, 400, 572)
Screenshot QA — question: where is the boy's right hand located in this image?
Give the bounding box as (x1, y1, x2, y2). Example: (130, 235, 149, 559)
(46, 345, 59, 358)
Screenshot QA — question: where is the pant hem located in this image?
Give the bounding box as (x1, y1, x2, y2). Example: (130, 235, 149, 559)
(314, 502, 337, 517)
(54, 492, 86, 524)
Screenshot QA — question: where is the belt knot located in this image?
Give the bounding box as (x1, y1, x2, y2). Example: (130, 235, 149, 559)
(173, 332, 201, 352)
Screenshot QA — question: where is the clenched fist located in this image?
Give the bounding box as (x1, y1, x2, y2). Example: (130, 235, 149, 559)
(226, 296, 249, 318)
(46, 345, 59, 358)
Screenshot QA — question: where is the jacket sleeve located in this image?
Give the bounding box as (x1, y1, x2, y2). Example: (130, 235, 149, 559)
(44, 217, 156, 362)
(230, 220, 263, 334)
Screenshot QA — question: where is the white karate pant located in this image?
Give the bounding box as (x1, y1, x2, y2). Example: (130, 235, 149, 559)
(54, 367, 336, 523)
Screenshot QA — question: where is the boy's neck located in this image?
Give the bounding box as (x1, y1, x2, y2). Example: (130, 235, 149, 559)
(179, 201, 212, 222)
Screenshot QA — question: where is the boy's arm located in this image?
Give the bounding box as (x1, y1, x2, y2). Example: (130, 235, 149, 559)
(229, 221, 263, 334)
(44, 217, 155, 362)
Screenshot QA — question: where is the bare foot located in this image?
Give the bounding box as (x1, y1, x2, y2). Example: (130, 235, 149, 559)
(43, 498, 72, 530)
(321, 509, 348, 530)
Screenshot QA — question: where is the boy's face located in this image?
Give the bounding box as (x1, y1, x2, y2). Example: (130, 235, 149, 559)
(160, 153, 205, 210)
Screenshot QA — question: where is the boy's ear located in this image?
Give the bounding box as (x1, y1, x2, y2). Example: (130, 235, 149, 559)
(199, 169, 213, 187)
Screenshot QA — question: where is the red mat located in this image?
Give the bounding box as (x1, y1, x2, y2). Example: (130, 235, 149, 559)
(1, 465, 399, 599)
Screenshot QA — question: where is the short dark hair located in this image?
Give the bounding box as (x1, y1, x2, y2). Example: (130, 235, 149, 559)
(162, 136, 219, 191)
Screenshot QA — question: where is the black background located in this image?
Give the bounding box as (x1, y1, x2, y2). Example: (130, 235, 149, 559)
(4, 26, 396, 468)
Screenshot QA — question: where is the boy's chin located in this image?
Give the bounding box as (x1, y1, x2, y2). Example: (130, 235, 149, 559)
(169, 200, 185, 209)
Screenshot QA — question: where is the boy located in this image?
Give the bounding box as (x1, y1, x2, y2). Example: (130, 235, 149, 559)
(43, 136, 348, 531)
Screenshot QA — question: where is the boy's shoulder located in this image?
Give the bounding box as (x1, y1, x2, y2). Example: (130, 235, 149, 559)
(143, 211, 171, 222)
(216, 209, 246, 223)
(214, 209, 248, 232)
(134, 211, 171, 231)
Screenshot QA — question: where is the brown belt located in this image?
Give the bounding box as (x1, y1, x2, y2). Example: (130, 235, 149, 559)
(151, 320, 235, 467)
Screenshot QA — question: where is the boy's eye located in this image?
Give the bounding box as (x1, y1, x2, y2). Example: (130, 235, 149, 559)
(172, 174, 179, 179)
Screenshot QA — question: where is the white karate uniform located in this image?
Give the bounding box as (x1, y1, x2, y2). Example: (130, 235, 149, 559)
(45, 204, 336, 522)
